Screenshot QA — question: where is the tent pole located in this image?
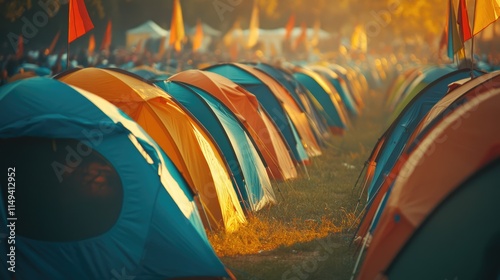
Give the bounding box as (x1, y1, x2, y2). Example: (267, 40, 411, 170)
(350, 232, 370, 280)
(301, 161, 310, 180)
(351, 161, 367, 193)
(266, 166, 285, 201)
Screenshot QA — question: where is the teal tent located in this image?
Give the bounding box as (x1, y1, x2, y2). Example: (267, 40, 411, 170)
(155, 80, 276, 212)
(0, 78, 228, 279)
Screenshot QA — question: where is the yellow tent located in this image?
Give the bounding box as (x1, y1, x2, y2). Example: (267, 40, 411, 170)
(57, 68, 246, 232)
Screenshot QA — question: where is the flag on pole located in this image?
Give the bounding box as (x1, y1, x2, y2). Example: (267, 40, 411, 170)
(472, 0, 500, 36)
(16, 35, 24, 59)
(48, 31, 61, 54)
(192, 19, 204, 52)
(293, 22, 307, 51)
(100, 20, 112, 51)
(88, 34, 95, 55)
(247, 0, 259, 48)
(68, 0, 94, 43)
(169, 0, 185, 52)
(284, 14, 296, 41)
(457, 0, 472, 41)
(447, 0, 463, 59)
(156, 36, 167, 60)
(310, 19, 321, 47)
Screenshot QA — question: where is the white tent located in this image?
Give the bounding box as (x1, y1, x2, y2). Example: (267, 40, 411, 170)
(126, 20, 169, 48)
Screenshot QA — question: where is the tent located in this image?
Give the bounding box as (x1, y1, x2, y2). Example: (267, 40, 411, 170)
(356, 68, 484, 239)
(56, 68, 246, 232)
(205, 63, 319, 163)
(308, 65, 359, 117)
(0, 77, 228, 279)
(126, 20, 169, 48)
(357, 87, 500, 280)
(293, 67, 349, 135)
(250, 63, 331, 145)
(168, 69, 298, 181)
(156, 80, 276, 212)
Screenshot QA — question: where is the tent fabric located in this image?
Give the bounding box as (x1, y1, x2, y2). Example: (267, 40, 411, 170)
(293, 68, 349, 133)
(204, 63, 312, 163)
(357, 87, 500, 280)
(356, 69, 484, 239)
(156, 80, 276, 212)
(365, 69, 482, 201)
(168, 69, 298, 181)
(56, 67, 246, 233)
(0, 77, 227, 279)
(308, 65, 359, 117)
(388, 65, 456, 123)
(410, 70, 500, 144)
(251, 63, 331, 145)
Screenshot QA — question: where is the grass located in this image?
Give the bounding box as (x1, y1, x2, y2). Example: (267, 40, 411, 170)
(208, 92, 388, 280)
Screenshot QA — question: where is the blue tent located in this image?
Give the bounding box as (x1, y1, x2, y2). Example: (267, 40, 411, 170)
(366, 68, 484, 207)
(0, 78, 228, 279)
(251, 63, 331, 145)
(293, 71, 347, 130)
(155, 80, 276, 212)
(204, 63, 309, 164)
(309, 66, 359, 117)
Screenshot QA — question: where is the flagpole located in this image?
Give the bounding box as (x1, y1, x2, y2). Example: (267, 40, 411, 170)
(470, 0, 477, 78)
(67, 3, 70, 70)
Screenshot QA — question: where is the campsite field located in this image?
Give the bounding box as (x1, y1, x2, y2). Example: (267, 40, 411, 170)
(208, 91, 389, 280)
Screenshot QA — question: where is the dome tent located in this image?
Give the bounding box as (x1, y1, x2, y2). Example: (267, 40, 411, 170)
(0, 77, 228, 279)
(56, 67, 246, 233)
(155, 79, 276, 212)
(168, 69, 297, 181)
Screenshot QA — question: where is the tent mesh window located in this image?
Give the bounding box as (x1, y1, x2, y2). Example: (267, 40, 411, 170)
(1, 137, 123, 241)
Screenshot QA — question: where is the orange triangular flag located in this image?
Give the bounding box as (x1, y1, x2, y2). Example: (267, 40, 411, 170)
(100, 20, 112, 51)
(48, 31, 61, 54)
(169, 0, 185, 52)
(192, 19, 204, 52)
(293, 22, 307, 51)
(284, 14, 295, 41)
(88, 34, 95, 55)
(68, 0, 94, 43)
(247, 0, 259, 48)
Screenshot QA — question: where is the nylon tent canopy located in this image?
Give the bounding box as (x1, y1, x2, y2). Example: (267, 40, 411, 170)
(0, 77, 228, 279)
(168, 69, 298, 181)
(156, 80, 276, 212)
(56, 67, 246, 233)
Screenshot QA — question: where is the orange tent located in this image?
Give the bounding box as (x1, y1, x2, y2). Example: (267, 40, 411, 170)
(169, 70, 297, 181)
(357, 87, 500, 279)
(234, 63, 322, 158)
(56, 67, 246, 232)
(356, 71, 500, 244)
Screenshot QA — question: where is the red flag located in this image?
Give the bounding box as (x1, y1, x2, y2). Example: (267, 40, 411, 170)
(68, 0, 94, 43)
(457, 0, 472, 42)
(284, 14, 295, 41)
(293, 22, 307, 51)
(100, 20, 112, 51)
(88, 34, 95, 55)
(48, 31, 61, 54)
(16, 35, 24, 59)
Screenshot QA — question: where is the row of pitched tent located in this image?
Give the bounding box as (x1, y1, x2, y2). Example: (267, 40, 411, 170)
(0, 62, 368, 279)
(353, 65, 500, 280)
